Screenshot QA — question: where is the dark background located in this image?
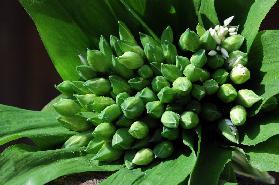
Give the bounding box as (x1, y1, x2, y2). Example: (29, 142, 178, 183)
(0, 1, 278, 111)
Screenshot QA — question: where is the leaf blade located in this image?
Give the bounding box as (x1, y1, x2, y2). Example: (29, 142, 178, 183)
(0, 145, 121, 185)
(0, 104, 75, 148)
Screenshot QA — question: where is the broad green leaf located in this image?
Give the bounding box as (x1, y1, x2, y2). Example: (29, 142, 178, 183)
(0, 104, 75, 148)
(218, 181, 238, 185)
(241, 110, 279, 146)
(215, 0, 276, 51)
(0, 144, 121, 185)
(101, 152, 196, 185)
(245, 135, 279, 172)
(247, 31, 279, 114)
(198, 0, 219, 28)
(241, 0, 277, 51)
(189, 138, 232, 185)
(20, 0, 118, 80)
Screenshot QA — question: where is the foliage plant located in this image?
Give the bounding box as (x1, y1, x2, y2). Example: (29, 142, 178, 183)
(0, 0, 279, 185)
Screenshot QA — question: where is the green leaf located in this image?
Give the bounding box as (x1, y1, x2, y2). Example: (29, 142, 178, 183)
(241, 0, 277, 51)
(0, 144, 121, 185)
(20, 0, 118, 80)
(197, 0, 219, 28)
(101, 152, 196, 185)
(189, 137, 232, 185)
(0, 104, 75, 148)
(241, 110, 279, 146)
(245, 135, 279, 172)
(247, 31, 279, 114)
(215, 0, 276, 51)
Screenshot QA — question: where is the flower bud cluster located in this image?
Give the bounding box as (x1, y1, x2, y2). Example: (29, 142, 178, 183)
(53, 18, 262, 168)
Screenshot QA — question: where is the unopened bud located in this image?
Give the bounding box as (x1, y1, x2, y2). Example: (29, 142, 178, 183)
(129, 121, 149, 139)
(161, 111, 180, 128)
(121, 97, 145, 119)
(84, 78, 111, 96)
(179, 29, 200, 52)
(190, 49, 207, 68)
(237, 89, 261, 108)
(132, 148, 154, 165)
(117, 51, 144, 69)
(221, 35, 245, 52)
(230, 105, 247, 126)
(230, 64, 250, 84)
(217, 84, 237, 103)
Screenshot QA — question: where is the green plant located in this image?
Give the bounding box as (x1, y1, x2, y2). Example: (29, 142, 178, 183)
(0, 1, 279, 185)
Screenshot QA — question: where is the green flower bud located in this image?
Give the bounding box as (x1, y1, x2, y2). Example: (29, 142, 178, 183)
(203, 79, 219, 95)
(161, 64, 182, 82)
(99, 35, 113, 58)
(153, 141, 174, 159)
(124, 150, 137, 169)
(183, 64, 210, 82)
(138, 65, 154, 79)
(87, 49, 111, 72)
(161, 111, 180, 128)
(140, 32, 160, 48)
(132, 148, 154, 166)
(176, 56, 190, 72)
(81, 112, 103, 126)
(179, 29, 200, 52)
(201, 103, 222, 122)
(116, 92, 130, 106)
(86, 138, 107, 154)
(129, 121, 149, 139)
(74, 94, 95, 109)
(118, 40, 145, 57)
(221, 35, 245, 52)
(151, 76, 170, 93)
(186, 100, 201, 114)
(84, 78, 111, 96)
(218, 119, 239, 144)
(227, 50, 248, 69)
(262, 96, 278, 112)
(137, 87, 157, 104)
(212, 69, 229, 85)
(144, 43, 164, 63)
(162, 40, 177, 64)
(110, 35, 123, 56)
(112, 56, 134, 79)
(157, 87, 176, 103)
(207, 55, 225, 69)
(128, 77, 149, 91)
(118, 21, 137, 44)
(58, 115, 91, 132)
(172, 77, 192, 95)
(93, 142, 122, 162)
(121, 97, 145, 119)
(146, 101, 164, 119)
(190, 49, 207, 68)
(63, 132, 92, 149)
(53, 99, 81, 116)
(72, 81, 91, 95)
(89, 96, 115, 112)
(217, 84, 237, 103)
(180, 111, 199, 129)
(109, 75, 132, 95)
(230, 64, 250, 84)
(76, 65, 97, 81)
(200, 31, 217, 50)
(116, 116, 135, 127)
(191, 84, 206, 101)
(161, 26, 173, 43)
(150, 62, 161, 75)
(196, 23, 206, 37)
(93, 122, 116, 139)
(237, 89, 261, 108)
(117, 51, 144, 69)
(161, 126, 179, 140)
(112, 128, 135, 150)
(230, 105, 247, 126)
(98, 104, 122, 122)
(55, 81, 77, 97)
